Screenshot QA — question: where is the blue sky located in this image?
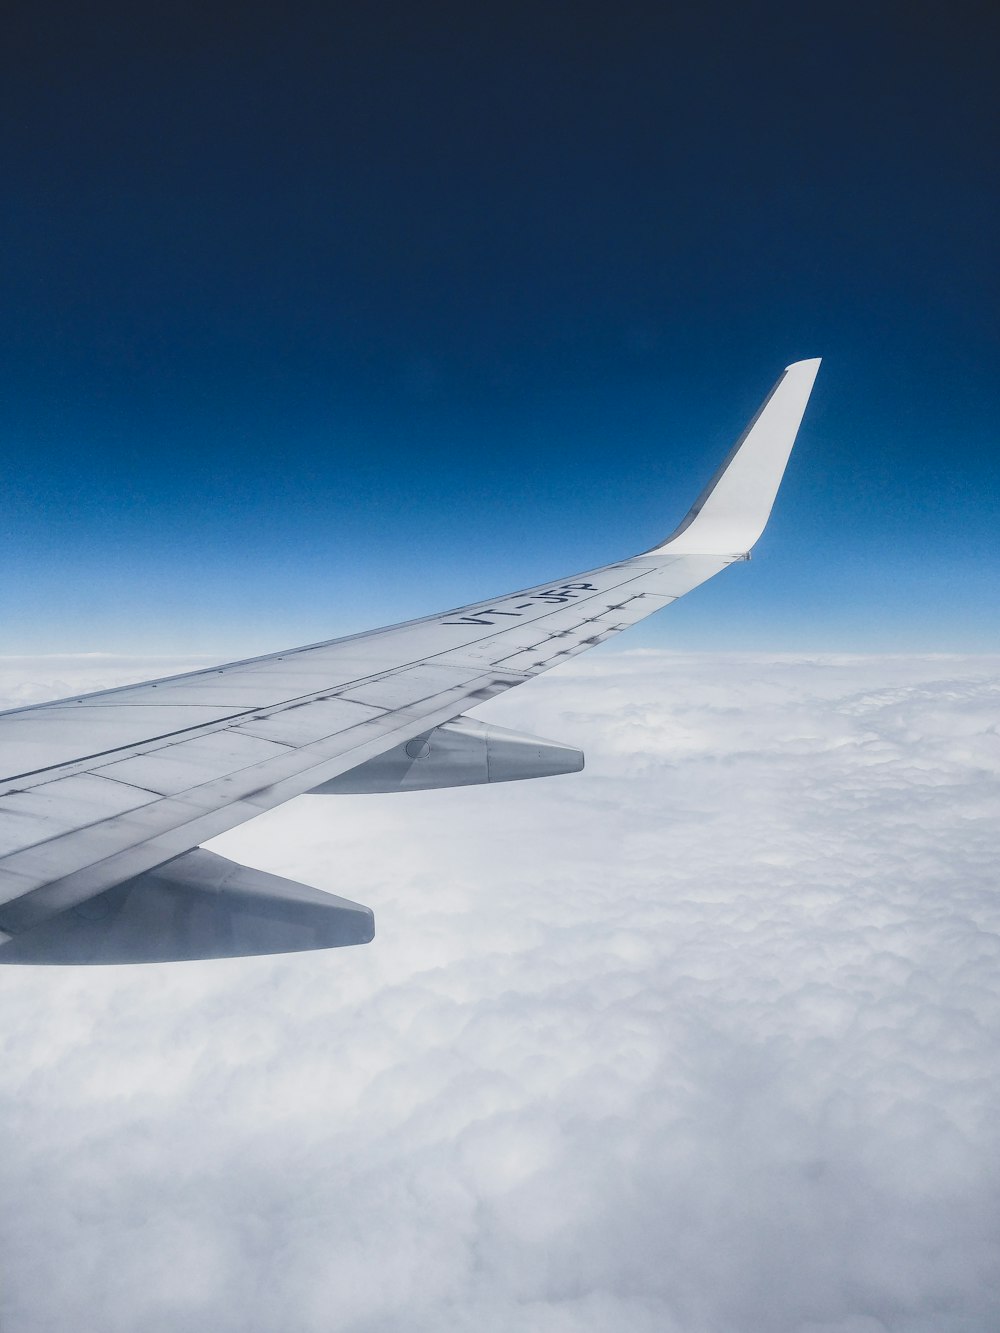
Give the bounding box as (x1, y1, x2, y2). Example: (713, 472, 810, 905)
(2, 2, 997, 656)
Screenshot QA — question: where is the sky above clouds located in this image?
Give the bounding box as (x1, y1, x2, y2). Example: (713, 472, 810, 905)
(1, 2, 998, 655)
(2, 651, 999, 1332)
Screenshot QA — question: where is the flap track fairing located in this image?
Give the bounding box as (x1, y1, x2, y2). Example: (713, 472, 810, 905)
(309, 716, 584, 794)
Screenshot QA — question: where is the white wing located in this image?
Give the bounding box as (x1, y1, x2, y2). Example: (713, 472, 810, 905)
(0, 359, 820, 963)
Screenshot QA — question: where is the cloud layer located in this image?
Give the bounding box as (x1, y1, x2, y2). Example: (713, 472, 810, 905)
(2, 652, 999, 1332)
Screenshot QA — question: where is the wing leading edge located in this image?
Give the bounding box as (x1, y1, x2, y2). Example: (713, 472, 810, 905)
(0, 359, 820, 962)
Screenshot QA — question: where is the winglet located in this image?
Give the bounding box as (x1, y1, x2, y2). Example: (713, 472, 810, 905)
(646, 358, 821, 556)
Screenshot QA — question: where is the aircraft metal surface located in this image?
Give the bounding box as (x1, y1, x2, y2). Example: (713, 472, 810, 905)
(0, 360, 821, 963)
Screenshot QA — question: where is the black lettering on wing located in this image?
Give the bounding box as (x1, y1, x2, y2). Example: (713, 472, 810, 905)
(441, 606, 522, 626)
(442, 582, 598, 626)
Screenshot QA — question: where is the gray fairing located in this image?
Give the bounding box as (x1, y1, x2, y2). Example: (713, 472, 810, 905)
(309, 716, 584, 794)
(0, 848, 373, 964)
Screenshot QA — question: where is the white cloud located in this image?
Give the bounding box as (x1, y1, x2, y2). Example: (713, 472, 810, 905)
(0, 654, 217, 709)
(1, 651, 999, 1333)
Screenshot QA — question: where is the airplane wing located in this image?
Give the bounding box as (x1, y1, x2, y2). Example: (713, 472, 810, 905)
(0, 359, 820, 964)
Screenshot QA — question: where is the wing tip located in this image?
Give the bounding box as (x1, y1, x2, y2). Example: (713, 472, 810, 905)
(785, 356, 823, 375)
(645, 357, 821, 557)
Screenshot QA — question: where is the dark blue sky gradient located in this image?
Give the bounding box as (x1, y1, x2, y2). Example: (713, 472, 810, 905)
(2, 2, 997, 654)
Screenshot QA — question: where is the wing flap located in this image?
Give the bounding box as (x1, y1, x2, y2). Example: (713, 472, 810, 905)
(0, 775, 159, 857)
(91, 729, 303, 796)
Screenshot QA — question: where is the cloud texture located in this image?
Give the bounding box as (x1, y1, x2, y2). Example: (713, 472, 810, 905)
(1, 651, 999, 1332)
